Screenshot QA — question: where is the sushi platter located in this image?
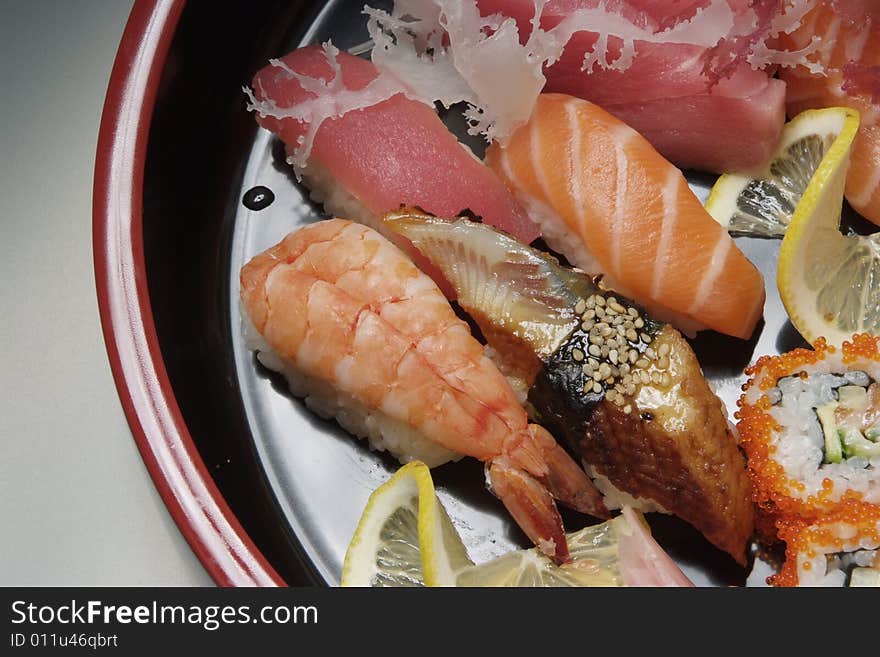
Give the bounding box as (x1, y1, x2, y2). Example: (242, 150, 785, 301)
(95, 0, 880, 587)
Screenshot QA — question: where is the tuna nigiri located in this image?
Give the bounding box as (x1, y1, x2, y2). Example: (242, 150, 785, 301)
(387, 210, 755, 564)
(247, 45, 539, 244)
(239, 219, 608, 563)
(474, 0, 787, 173)
(485, 93, 766, 339)
(778, 0, 880, 225)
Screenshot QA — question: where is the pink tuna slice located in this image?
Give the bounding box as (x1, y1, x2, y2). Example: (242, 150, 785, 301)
(251, 45, 540, 243)
(476, 0, 785, 172)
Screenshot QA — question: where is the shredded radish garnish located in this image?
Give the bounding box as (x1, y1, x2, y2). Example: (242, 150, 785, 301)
(243, 42, 412, 176)
(244, 1, 832, 166)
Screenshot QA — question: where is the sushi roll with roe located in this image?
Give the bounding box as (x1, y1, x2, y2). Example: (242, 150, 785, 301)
(737, 334, 880, 524)
(771, 503, 880, 587)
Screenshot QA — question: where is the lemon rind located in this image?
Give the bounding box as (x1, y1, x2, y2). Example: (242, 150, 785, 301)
(776, 107, 861, 345)
(706, 107, 860, 231)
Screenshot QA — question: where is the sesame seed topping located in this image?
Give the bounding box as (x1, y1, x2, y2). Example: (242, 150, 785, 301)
(659, 356, 670, 370)
(627, 307, 639, 318)
(609, 349, 619, 365)
(626, 382, 636, 395)
(575, 299, 587, 315)
(588, 344, 601, 357)
(582, 364, 594, 376)
(609, 300, 626, 315)
(626, 329, 639, 342)
(588, 357, 600, 368)
(592, 382, 602, 394)
(639, 370, 651, 385)
(584, 309, 596, 320)
(661, 372, 672, 388)
(651, 371, 662, 385)
(623, 320, 634, 330)
(636, 358, 650, 369)
(600, 326, 613, 337)
(641, 332, 652, 344)
(583, 382, 592, 394)
(589, 334, 603, 346)
(595, 296, 606, 307)
(623, 404, 632, 414)
(646, 347, 656, 360)
(634, 318, 644, 329)
(595, 306, 606, 319)
(628, 350, 638, 364)
(586, 297, 596, 309)
(582, 321, 594, 332)
(572, 348, 584, 362)
(658, 343, 670, 357)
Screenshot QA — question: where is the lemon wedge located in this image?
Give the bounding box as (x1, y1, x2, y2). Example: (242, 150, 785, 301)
(340, 461, 473, 587)
(706, 108, 858, 237)
(773, 109, 880, 346)
(453, 516, 630, 586)
(342, 462, 674, 587)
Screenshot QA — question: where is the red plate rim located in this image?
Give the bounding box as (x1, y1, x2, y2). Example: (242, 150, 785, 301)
(92, 0, 285, 587)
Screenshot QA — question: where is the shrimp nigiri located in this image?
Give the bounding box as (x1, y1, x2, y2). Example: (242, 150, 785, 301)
(239, 219, 608, 564)
(778, 0, 880, 225)
(485, 93, 766, 340)
(387, 210, 756, 564)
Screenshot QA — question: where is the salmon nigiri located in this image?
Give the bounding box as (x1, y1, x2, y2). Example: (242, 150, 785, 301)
(778, 0, 880, 225)
(485, 93, 766, 340)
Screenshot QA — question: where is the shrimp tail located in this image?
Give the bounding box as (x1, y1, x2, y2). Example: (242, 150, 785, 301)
(526, 425, 610, 519)
(488, 458, 571, 564)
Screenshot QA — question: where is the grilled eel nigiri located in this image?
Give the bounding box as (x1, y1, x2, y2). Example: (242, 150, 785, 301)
(386, 210, 755, 564)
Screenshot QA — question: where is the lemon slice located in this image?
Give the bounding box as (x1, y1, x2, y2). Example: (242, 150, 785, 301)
(774, 109, 880, 346)
(454, 515, 630, 586)
(706, 108, 856, 237)
(340, 461, 473, 587)
(343, 463, 684, 587)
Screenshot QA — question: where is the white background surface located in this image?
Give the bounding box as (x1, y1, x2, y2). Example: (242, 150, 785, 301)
(0, 0, 213, 585)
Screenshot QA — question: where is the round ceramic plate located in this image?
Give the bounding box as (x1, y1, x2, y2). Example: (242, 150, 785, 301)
(97, 0, 876, 587)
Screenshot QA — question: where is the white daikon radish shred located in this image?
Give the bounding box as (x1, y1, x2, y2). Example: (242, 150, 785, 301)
(244, 42, 414, 174)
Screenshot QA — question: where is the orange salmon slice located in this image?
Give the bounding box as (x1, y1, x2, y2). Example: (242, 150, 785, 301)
(486, 93, 765, 340)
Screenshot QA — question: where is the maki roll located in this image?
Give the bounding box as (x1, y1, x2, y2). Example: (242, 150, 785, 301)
(737, 334, 880, 523)
(772, 504, 880, 587)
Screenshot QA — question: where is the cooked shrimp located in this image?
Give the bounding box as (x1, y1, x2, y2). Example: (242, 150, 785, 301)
(239, 219, 608, 563)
